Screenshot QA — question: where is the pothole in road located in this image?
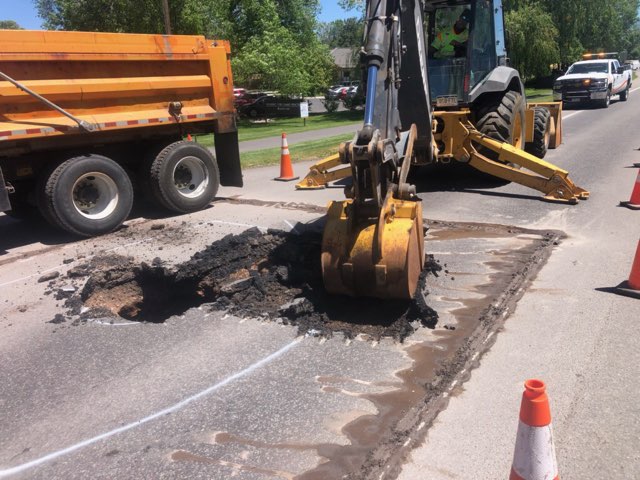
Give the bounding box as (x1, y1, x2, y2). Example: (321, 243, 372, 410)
(59, 227, 440, 341)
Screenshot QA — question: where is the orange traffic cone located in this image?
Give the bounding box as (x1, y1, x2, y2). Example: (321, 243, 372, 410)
(274, 133, 299, 182)
(510, 379, 559, 480)
(620, 169, 640, 210)
(613, 239, 640, 299)
(187, 134, 193, 141)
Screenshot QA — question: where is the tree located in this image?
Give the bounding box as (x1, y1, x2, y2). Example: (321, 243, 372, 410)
(35, 0, 219, 36)
(318, 18, 364, 49)
(0, 20, 23, 29)
(505, 2, 559, 80)
(35, 0, 335, 95)
(229, 0, 334, 94)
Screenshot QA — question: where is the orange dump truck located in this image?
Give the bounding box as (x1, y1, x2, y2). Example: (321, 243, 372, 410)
(0, 30, 242, 236)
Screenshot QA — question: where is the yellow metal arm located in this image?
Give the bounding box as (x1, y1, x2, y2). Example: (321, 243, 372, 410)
(466, 130, 589, 204)
(295, 153, 352, 190)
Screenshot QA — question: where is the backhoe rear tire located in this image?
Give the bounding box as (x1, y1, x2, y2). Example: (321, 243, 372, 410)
(476, 91, 526, 151)
(472, 90, 526, 183)
(524, 107, 551, 159)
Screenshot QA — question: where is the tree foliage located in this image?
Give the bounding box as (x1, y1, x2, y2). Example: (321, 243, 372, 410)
(506, 0, 640, 71)
(0, 20, 23, 29)
(505, 2, 559, 80)
(318, 18, 364, 49)
(35, 0, 334, 95)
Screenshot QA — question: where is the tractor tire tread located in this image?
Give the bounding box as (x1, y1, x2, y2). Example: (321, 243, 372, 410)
(525, 106, 551, 158)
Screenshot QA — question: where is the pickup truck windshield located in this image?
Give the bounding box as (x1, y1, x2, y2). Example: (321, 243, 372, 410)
(567, 62, 608, 74)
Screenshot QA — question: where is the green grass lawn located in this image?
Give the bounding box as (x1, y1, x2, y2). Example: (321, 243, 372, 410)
(525, 87, 554, 102)
(203, 88, 570, 170)
(196, 109, 362, 147)
(239, 133, 351, 168)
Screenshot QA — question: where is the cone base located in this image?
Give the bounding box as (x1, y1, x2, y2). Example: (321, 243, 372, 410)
(613, 281, 640, 299)
(274, 176, 300, 182)
(620, 201, 640, 210)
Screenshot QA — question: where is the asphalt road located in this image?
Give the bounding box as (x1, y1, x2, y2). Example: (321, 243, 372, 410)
(1, 91, 639, 479)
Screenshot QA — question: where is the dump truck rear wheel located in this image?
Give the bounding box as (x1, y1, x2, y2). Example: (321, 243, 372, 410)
(38, 155, 133, 236)
(524, 107, 551, 159)
(149, 141, 220, 213)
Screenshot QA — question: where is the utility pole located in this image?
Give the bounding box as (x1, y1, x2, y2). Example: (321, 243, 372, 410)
(161, 0, 171, 35)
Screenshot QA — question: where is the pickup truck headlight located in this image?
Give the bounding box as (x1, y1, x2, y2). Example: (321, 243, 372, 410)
(553, 81, 562, 90)
(590, 79, 607, 88)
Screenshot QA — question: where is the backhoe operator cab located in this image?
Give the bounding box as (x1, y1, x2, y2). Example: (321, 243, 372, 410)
(425, 0, 511, 108)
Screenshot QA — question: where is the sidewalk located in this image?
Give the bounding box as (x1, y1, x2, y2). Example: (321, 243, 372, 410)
(237, 123, 359, 153)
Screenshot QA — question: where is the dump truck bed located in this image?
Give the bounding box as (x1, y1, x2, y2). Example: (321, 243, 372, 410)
(0, 30, 236, 148)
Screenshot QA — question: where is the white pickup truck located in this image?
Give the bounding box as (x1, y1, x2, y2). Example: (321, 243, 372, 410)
(553, 58, 632, 108)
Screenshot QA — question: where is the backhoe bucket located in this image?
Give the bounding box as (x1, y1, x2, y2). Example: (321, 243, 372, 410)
(321, 198, 424, 299)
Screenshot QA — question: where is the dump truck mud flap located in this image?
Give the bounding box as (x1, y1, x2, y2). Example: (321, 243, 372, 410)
(214, 131, 243, 187)
(0, 168, 11, 212)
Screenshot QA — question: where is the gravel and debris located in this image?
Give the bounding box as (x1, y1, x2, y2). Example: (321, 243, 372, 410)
(54, 228, 440, 341)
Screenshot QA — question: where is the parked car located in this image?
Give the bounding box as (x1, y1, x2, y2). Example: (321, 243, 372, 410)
(343, 85, 365, 109)
(624, 60, 640, 70)
(325, 85, 348, 100)
(234, 90, 269, 108)
(238, 95, 311, 118)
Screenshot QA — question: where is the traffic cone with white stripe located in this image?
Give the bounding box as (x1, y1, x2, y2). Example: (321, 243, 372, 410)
(613, 239, 640, 299)
(274, 132, 299, 182)
(620, 169, 640, 210)
(510, 379, 559, 480)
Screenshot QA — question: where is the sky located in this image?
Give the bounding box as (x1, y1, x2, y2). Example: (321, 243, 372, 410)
(1, 0, 360, 30)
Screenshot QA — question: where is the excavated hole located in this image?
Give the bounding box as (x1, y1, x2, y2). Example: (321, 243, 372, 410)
(69, 228, 440, 341)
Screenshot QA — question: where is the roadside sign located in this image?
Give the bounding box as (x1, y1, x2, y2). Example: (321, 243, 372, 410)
(300, 102, 309, 118)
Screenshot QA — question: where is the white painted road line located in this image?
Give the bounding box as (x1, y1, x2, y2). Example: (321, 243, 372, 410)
(0, 337, 303, 478)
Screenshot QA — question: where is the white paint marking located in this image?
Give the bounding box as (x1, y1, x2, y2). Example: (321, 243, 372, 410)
(283, 220, 299, 234)
(417, 421, 426, 431)
(1, 238, 155, 288)
(562, 111, 584, 120)
(0, 265, 60, 288)
(208, 220, 268, 230)
(88, 319, 141, 327)
(0, 337, 303, 478)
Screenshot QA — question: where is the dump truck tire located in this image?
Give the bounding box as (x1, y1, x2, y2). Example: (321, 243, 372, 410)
(525, 107, 551, 159)
(476, 90, 526, 152)
(149, 141, 220, 213)
(38, 155, 134, 236)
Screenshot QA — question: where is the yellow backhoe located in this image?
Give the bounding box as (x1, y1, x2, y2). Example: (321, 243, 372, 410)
(298, 0, 588, 300)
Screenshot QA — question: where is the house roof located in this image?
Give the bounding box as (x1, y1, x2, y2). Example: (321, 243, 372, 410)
(330, 48, 358, 69)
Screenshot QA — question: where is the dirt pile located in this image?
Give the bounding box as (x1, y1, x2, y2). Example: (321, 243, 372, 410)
(66, 228, 440, 341)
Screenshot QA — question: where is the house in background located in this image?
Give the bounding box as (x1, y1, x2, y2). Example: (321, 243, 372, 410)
(330, 47, 360, 84)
